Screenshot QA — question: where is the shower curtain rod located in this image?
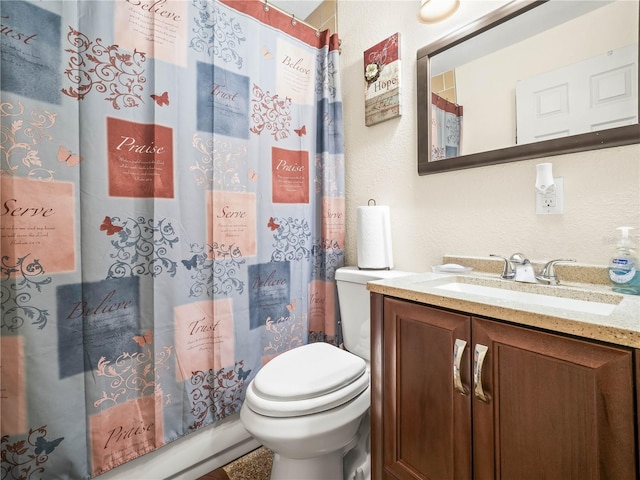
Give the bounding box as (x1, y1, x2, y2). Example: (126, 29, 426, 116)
(261, 0, 323, 33)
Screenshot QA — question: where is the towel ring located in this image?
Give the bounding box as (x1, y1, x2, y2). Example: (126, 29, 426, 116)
(368, 199, 376, 206)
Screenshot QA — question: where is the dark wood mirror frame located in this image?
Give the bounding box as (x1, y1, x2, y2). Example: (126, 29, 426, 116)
(417, 0, 640, 175)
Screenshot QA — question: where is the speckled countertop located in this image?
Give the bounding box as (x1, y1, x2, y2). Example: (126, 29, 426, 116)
(366, 256, 640, 349)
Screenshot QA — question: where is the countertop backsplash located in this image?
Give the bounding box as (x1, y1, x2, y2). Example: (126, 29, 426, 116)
(443, 254, 610, 286)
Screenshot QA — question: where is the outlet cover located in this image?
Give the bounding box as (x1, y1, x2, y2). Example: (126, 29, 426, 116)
(536, 177, 563, 214)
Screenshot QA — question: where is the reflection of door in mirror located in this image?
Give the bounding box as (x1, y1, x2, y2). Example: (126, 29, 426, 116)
(516, 44, 637, 144)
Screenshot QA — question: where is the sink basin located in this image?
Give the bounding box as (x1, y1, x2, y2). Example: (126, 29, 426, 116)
(434, 278, 622, 316)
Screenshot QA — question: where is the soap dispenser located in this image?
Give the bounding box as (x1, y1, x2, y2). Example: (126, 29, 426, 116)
(608, 226, 640, 295)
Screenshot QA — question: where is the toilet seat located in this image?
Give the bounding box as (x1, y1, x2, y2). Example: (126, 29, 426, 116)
(245, 342, 368, 418)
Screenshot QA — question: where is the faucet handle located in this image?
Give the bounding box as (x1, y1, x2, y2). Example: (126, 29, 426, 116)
(537, 259, 576, 285)
(490, 254, 515, 279)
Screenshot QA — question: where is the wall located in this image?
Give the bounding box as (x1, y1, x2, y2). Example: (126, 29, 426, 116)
(337, 0, 640, 273)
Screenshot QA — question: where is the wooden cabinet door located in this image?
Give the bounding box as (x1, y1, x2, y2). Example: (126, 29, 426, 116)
(636, 349, 640, 463)
(472, 317, 636, 480)
(381, 298, 472, 480)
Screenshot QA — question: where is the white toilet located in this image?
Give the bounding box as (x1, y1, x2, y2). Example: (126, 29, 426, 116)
(240, 266, 412, 480)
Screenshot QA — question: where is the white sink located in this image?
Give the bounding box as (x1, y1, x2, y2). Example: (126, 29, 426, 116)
(435, 280, 622, 316)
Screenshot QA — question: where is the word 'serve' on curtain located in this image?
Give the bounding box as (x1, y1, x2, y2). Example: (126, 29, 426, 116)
(0, 0, 344, 478)
(431, 92, 463, 160)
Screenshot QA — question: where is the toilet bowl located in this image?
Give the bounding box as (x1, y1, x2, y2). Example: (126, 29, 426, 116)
(240, 266, 413, 480)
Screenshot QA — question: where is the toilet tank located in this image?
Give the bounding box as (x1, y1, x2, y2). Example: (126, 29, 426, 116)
(335, 267, 413, 361)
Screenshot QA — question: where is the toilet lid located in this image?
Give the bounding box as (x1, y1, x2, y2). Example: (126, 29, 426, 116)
(246, 342, 369, 417)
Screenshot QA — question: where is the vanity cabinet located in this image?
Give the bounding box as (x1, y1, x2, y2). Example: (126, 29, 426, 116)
(370, 294, 637, 480)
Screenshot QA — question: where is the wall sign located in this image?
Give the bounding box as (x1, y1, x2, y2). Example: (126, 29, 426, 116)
(364, 33, 401, 126)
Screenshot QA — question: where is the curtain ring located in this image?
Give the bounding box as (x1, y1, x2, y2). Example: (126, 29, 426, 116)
(263, 0, 269, 12)
(291, 15, 297, 26)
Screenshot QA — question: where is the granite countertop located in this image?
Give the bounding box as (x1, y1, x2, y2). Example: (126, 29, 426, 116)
(366, 256, 640, 349)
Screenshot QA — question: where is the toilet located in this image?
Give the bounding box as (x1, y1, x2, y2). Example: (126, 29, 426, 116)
(240, 266, 413, 480)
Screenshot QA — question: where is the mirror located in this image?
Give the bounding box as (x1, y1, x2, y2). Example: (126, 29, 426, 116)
(417, 0, 640, 175)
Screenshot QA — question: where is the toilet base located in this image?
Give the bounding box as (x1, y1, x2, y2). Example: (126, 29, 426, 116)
(270, 451, 343, 480)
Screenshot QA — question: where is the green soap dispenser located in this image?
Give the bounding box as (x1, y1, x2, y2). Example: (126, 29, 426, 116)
(608, 226, 640, 295)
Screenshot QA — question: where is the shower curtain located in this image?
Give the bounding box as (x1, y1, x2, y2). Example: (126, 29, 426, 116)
(0, 1, 344, 478)
(431, 92, 462, 160)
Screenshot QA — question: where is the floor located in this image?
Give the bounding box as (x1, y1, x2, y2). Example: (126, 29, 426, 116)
(197, 447, 272, 480)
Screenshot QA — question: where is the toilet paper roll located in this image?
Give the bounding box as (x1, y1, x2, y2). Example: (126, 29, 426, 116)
(357, 205, 394, 269)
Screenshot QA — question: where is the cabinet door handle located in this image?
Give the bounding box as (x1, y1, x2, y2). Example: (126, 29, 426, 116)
(453, 339, 468, 395)
(473, 344, 490, 402)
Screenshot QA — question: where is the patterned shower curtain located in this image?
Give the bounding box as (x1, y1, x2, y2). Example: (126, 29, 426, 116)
(0, 0, 344, 478)
(431, 92, 462, 160)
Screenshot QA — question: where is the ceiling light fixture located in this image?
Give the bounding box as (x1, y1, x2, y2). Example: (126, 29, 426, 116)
(418, 0, 460, 23)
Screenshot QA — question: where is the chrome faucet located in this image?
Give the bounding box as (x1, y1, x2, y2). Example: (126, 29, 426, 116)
(536, 259, 576, 285)
(491, 253, 538, 283)
(514, 258, 538, 283)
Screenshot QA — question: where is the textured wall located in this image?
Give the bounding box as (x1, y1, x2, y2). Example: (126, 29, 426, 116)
(338, 0, 640, 272)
